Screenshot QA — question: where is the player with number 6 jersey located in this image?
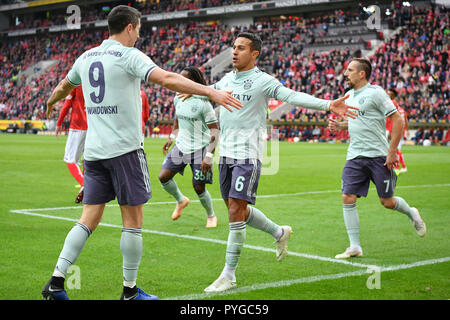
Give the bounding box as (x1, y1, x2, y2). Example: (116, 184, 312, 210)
(204, 32, 359, 293)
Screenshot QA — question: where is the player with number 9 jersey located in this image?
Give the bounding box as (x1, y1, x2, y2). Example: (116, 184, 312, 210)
(66, 39, 158, 161)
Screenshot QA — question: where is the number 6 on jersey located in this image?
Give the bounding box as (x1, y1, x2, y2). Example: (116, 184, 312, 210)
(235, 176, 245, 192)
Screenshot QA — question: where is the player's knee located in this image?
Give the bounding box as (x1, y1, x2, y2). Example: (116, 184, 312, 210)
(193, 184, 205, 195)
(227, 202, 247, 222)
(380, 197, 396, 209)
(342, 193, 356, 204)
(158, 171, 169, 184)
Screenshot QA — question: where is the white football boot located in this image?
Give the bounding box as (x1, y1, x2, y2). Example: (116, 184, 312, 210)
(276, 226, 293, 261)
(335, 246, 363, 259)
(204, 277, 236, 293)
(411, 207, 426, 237)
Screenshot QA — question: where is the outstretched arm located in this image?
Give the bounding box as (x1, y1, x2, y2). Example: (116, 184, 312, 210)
(149, 68, 242, 112)
(273, 85, 358, 119)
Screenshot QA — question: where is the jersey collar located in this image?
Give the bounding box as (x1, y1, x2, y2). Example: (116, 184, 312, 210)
(353, 83, 370, 94)
(233, 66, 258, 80)
(102, 39, 123, 47)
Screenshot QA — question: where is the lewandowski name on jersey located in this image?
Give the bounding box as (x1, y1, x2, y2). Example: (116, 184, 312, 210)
(86, 105, 118, 115)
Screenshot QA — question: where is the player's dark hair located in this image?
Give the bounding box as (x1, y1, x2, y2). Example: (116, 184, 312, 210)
(352, 58, 372, 81)
(388, 87, 397, 97)
(183, 67, 207, 85)
(107, 5, 141, 35)
(237, 32, 262, 55)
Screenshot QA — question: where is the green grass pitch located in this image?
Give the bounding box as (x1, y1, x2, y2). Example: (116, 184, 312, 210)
(0, 134, 449, 300)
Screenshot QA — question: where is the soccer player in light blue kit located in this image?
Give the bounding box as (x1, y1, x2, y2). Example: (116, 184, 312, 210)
(328, 58, 426, 259)
(204, 32, 359, 292)
(41, 5, 242, 300)
(159, 67, 219, 228)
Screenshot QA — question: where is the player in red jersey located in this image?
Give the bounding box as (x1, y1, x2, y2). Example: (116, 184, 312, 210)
(141, 89, 149, 136)
(386, 88, 408, 173)
(56, 85, 87, 202)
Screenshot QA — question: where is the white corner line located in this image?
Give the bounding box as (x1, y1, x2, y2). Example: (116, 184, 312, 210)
(13, 183, 450, 213)
(9, 209, 374, 269)
(166, 257, 450, 300)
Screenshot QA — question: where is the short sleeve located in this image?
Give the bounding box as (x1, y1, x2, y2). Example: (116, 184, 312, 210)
(202, 100, 217, 124)
(375, 88, 397, 117)
(125, 48, 159, 82)
(66, 56, 82, 86)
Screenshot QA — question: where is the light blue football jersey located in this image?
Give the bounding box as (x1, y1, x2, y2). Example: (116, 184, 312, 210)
(213, 66, 329, 160)
(66, 39, 158, 161)
(346, 83, 397, 160)
(174, 95, 217, 154)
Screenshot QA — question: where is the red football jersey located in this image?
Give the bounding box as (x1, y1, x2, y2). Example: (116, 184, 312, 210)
(386, 100, 407, 137)
(141, 90, 149, 135)
(57, 86, 87, 130)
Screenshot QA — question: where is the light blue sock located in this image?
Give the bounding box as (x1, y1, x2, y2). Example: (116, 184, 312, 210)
(120, 228, 143, 288)
(161, 179, 184, 202)
(53, 222, 91, 277)
(246, 206, 282, 240)
(343, 203, 360, 248)
(221, 222, 246, 281)
(198, 190, 215, 217)
(394, 197, 416, 220)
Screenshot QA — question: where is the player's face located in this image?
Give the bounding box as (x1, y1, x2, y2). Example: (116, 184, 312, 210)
(344, 61, 365, 89)
(232, 37, 258, 71)
(387, 90, 395, 100)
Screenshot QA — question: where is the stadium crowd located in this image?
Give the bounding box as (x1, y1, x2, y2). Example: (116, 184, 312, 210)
(5, 0, 259, 31)
(0, 1, 448, 144)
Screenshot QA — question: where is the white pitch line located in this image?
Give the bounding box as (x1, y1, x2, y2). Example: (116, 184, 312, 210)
(165, 257, 450, 300)
(379, 256, 450, 272)
(168, 270, 368, 300)
(12, 183, 450, 212)
(10, 209, 374, 269)
(8, 182, 450, 270)
(9, 209, 450, 299)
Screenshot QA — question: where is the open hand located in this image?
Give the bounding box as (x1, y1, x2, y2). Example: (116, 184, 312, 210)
(209, 89, 242, 112)
(330, 94, 359, 120)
